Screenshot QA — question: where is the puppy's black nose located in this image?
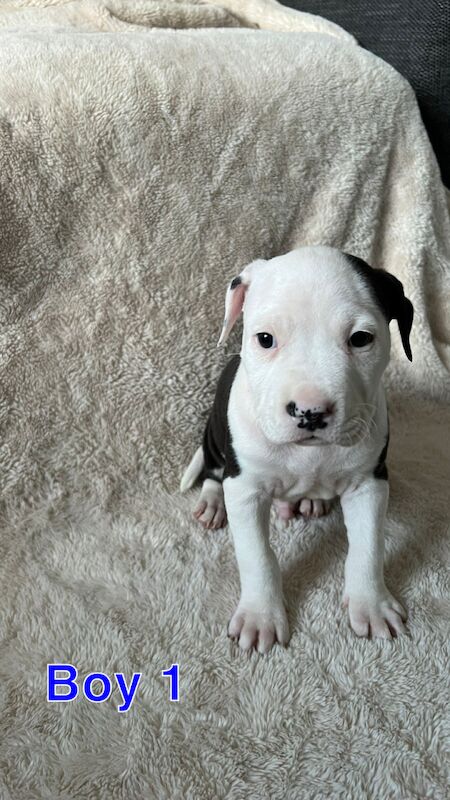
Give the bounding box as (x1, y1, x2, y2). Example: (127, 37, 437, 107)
(286, 402, 297, 417)
(286, 403, 331, 431)
(297, 410, 328, 431)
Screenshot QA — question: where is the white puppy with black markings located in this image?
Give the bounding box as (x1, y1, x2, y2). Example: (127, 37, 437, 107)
(181, 246, 414, 653)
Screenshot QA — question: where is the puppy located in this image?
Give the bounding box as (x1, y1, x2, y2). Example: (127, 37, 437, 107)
(181, 246, 414, 653)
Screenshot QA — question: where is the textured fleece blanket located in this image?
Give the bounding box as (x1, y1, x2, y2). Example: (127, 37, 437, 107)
(0, 1, 449, 797)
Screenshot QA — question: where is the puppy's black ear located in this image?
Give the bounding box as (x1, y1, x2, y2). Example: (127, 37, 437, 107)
(345, 254, 414, 361)
(390, 280, 414, 362)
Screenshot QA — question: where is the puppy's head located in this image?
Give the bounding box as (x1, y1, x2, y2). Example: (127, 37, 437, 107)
(218, 246, 413, 447)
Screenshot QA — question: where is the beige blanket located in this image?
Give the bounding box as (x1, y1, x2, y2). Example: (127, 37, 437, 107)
(0, 1, 449, 797)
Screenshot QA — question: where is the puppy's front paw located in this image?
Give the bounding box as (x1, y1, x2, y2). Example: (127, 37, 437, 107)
(343, 590, 407, 639)
(228, 602, 290, 654)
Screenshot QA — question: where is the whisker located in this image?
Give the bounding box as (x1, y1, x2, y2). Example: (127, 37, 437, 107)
(337, 408, 379, 446)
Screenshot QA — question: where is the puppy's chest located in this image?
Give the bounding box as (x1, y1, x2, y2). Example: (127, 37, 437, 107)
(243, 446, 362, 500)
(272, 462, 343, 501)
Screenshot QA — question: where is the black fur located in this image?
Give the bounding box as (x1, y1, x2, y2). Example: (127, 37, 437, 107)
(345, 253, 414, 361)
(202, 355, 241, 482)
(373, 433, 389, 480)
(230, 276, 242, 290)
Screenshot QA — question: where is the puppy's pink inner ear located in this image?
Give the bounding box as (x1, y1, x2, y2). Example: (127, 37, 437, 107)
(217, 280, 247, 345)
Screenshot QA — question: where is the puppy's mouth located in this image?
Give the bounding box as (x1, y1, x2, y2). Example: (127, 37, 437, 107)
(295, 434, 324, 446)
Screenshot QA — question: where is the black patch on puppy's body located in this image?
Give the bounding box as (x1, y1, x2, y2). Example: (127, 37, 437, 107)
(202, 355, 241, 482)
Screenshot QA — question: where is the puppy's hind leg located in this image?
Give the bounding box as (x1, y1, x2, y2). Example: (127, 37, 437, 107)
(274, 498, 331, 521)
(299, 498, 331, 519)
(180, 446, 227, 530)
(193, 475, 227, 530)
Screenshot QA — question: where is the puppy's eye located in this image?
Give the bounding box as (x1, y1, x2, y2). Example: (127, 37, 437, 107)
(349, 331, 374, 348)
(256, 332, 276, 349)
